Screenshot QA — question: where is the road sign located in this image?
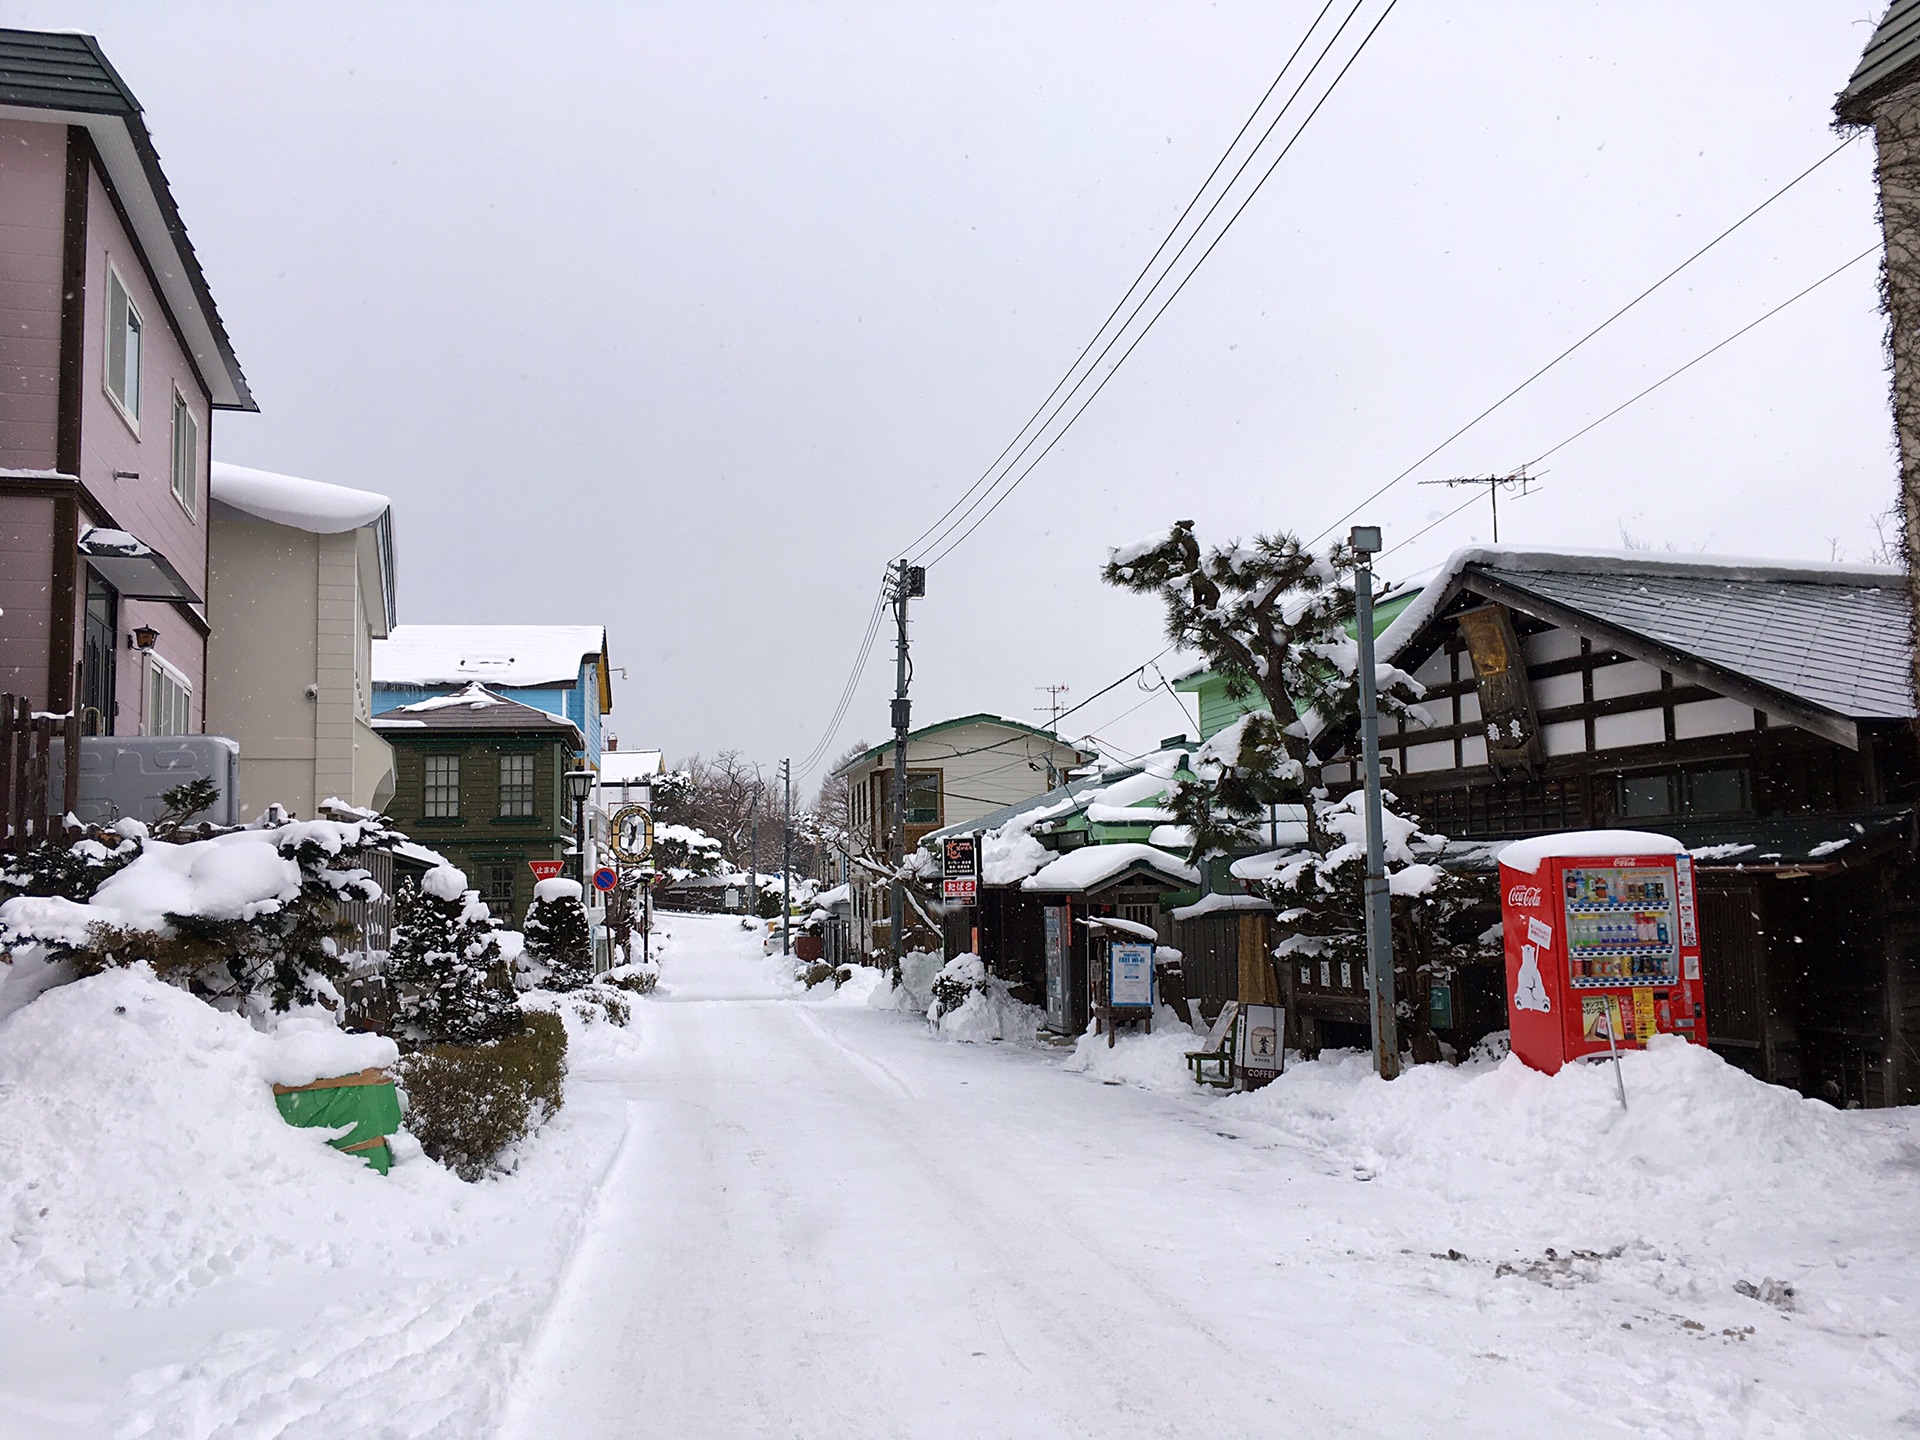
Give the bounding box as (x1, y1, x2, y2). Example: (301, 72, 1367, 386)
(592, 866, 618, 892)
(611, 804, 653, 864)
(528, 859, 565, 881)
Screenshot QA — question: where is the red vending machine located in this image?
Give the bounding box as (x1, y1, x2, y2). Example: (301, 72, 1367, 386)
(1497, 832, 1708, 1075)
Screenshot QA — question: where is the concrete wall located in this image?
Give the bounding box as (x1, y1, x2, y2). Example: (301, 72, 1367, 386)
(0, 118, 65, 470)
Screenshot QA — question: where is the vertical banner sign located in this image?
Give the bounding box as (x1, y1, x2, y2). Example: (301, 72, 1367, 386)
(1236, 1004, 1286, 1083)
(941, 835, 979, 905)
(1108, 940, 1154, 1009)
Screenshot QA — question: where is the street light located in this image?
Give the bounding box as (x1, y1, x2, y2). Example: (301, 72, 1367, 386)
(1349, 524, 1400, 1081)
(566, 769, 596, 885)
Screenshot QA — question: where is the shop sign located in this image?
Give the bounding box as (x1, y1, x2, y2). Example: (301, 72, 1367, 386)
(1109, 940, 1154, 1009)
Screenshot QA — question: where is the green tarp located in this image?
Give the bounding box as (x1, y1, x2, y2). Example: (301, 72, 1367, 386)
(274, 1076, 402, 1175)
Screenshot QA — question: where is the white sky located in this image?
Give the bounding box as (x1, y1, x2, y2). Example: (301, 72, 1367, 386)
(18, 1, 1896, 787)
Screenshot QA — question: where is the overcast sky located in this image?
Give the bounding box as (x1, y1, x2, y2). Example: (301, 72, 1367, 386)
(18, 2, 1896, 787)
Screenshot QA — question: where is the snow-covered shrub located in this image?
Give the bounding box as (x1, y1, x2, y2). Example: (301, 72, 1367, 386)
(386, 868, 520, 1047)
(393, 1009, 567, 1181)
(602, 963, 659, 995)
(927, 953, 988, 1023)
(522, 877, 594, 993)
(0, 824, 144, 904)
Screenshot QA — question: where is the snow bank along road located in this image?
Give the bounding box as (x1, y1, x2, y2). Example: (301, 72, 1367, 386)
(497, 914, 1920, 1439)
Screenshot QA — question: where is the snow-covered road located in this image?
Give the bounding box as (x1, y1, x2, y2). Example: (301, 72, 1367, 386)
(495, 914, 1920, 1439)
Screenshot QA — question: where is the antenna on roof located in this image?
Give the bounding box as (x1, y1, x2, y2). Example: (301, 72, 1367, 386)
(1418, 467, 1539, 544)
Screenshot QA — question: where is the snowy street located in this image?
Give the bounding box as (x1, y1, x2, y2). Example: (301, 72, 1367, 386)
(499, 914, 1920, 1439)
(5, 911, 1920, 1438)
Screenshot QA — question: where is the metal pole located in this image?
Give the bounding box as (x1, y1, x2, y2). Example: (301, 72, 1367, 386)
(1350, 526, 1401, 1080)
(782, 758, 792, 956)
(889, 560, 913, 968)
(748, 788, 758, 919)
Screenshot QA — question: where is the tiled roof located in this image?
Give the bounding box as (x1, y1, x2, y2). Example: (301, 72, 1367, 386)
(1480, 564, 1913, 721)
(1838, 0, 1920, 121)
(1382, 547, 1913, 724)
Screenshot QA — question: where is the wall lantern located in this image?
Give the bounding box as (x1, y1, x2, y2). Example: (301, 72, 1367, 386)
(129, 624, 159, 651)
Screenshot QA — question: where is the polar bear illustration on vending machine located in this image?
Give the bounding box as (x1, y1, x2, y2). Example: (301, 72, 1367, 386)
(1513, 943, 1552, 1014)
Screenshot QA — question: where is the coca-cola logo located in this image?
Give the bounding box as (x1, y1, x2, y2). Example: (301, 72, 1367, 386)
(1506, 884, 1543, 908)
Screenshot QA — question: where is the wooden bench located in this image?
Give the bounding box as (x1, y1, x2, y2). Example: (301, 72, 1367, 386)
(1185, 1001, 1239, 1088)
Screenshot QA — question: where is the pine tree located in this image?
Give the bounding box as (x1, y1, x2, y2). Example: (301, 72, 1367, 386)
(523, 878, 595, 993)
(1103, 520, 1425, 858)
(388, 868, 521, 1046)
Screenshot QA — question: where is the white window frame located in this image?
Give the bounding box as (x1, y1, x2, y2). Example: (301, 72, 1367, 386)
(103, 261, 143, 433)
(169, 388, 198, 516)
(145, 653, 192, 737)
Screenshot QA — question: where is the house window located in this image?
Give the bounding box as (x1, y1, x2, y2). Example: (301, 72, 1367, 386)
(170, 392, 198, 515)
(481, 863, 517, 920)
(424, 755, 461, 817)
(1684, 766, 1750, 817)
(1617, 772, 1674, 819)
(145, 656, 191, 736)
(499, 753, 536, 817)
(105, 264, 142, 425)
(881, 770, 941, 832)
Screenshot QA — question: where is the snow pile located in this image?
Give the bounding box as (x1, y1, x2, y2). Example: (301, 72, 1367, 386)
(534, 876, 584, 903)
(1497, 829, 1686, 872)
(1062, 1009, 1201, 1091)
(0, 967, 427, 1307)
(1225, 1039, 1913, 1242)
(817, 964, 893, 1007)
(931, 977, 1041, 1043)
(895, 948, 944, 1010)
(210, 460, 390, 533)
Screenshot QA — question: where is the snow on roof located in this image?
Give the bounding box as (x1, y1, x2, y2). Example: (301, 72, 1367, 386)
(1171, 892, 1274, 921)
(1079, 915, 1159, 940)
(598, 751, 665, 784)
(1496, 830, 1686, 875)
(1020, 843, 1199, 895)
(394, 682, 509, 712)
(210, 461, 390, 534)
(373, 624, 607, 689)
(1085, 803, 1175, 827)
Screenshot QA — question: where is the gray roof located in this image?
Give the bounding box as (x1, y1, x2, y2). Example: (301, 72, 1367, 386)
(1383, 549, 1913, 743)
(1838, 1, 1920, 121)
(1480, 564, 1912, 721)
(0, 29, 253, 409)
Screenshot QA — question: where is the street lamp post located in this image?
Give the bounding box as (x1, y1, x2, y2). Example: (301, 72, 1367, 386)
(566, 769, 596, 886)
(1349, 525, 1401, 1081)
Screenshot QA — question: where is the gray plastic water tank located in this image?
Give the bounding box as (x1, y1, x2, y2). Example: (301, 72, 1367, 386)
(49, 735, 242, 828)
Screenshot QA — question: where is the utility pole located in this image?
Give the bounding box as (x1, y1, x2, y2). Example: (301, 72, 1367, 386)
(1417, 467, 1536, 544)
(1036, 684, 1069, 789)
(888, 559, 924, 969)
(748, 788, 758, 921)
(781, 757, 793, 956)
(1350, 525, 1400, 1081)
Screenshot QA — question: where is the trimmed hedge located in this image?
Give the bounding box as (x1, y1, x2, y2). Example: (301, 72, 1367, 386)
(394, 1011, 567, 1180)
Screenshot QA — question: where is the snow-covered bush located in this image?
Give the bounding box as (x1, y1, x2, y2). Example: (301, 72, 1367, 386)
(0, 823, 144, 904)
(393, 1009, 567, 1180)
(928, 953, 988, 1023)
(603, 962, 659, 996)
(0, 813, 395, 1015)
(522, 877, 594, 993)
(386, 868, 520, 1047)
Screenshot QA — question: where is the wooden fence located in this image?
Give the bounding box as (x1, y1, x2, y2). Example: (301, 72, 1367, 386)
(2, 695, 81, 855)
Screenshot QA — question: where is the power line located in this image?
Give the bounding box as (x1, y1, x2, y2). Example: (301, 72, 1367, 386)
(1378, 245, 1878, 563)
(793, 578, 891, 779)
(1308, 135, 1860, 547)
(895, 0, 1341, 563)
(921, 0, 1400, 570)
(909, 0, 1373, 567)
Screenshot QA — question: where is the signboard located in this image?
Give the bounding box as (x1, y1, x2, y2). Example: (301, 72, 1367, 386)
(941, 835, 979, 906)
(592, 866, 618, 892)
(611, 805, 653, 864)
(528, 859, 565, 881)
(1108, 940, 1155, 1009)
(1236, 1003, 1286, 1083)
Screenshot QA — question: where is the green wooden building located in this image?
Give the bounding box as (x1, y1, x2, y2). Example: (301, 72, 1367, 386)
(372, 682, 585, 922)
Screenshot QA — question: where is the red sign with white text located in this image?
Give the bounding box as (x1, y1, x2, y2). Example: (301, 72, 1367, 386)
(528, 859, 565, 881)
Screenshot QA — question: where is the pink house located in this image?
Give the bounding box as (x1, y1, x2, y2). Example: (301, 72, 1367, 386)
(0, 29, 253, 735)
